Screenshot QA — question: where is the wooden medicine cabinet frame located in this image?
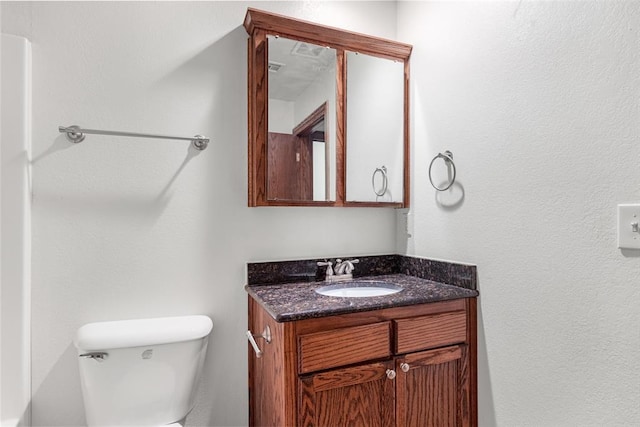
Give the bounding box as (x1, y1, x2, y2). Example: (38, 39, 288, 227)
(244, 8, 412, 207)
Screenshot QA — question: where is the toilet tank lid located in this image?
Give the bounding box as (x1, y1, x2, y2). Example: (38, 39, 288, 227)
(74, 315, 213, 351)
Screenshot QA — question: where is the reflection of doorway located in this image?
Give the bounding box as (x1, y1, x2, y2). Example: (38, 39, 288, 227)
(312, 139, 326, 201)
(267, 103, 327, 201)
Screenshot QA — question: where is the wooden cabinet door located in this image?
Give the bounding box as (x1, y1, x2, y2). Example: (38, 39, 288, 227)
(298, 361, 396, 427)
(395, 345, 468, 427)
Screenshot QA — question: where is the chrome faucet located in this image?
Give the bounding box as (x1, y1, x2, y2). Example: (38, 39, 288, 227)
(319, 258, 358, 282)
(334, 259, 359, 275)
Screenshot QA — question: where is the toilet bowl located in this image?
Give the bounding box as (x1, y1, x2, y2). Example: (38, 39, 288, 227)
(74, 315, 213, 427)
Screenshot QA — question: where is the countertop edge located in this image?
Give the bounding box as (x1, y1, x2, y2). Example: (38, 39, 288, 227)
(246, 273, 479, 323)
(270, 294, 478, 322)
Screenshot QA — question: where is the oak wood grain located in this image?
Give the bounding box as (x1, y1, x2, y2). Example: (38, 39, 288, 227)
(248, 296, 297, 426)
(247, 37, 254, 205)
(335, 50, 346, 206)
(395, 311, 467, 354)
(294, 299, 466, 336)
(247, 30, 268, 206)
(466, 298, 478, 427)
(299, 361, 395, 427)
(298, 322, 391, 374)
(396, 346, 464, 427)
(244, 8, 412, 60)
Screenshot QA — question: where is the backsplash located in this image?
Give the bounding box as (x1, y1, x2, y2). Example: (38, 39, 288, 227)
(247, 255, 477, 290)
(398, 256, 477, 290)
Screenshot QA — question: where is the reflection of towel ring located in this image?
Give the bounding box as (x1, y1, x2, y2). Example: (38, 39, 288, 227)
(429, 151, 456, 191)
(372, 166, 388, 196)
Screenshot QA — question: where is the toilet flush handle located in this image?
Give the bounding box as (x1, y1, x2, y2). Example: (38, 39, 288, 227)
(79, 351, 109, 362)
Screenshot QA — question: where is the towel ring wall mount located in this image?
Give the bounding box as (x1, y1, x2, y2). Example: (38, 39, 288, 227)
(428, 150, 456, 191)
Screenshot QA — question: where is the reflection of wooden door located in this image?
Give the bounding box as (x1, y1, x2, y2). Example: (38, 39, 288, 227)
(268, 132, 312, 200)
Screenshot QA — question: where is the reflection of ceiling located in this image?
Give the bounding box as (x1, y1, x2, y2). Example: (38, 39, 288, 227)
(268, 36, 336, 101)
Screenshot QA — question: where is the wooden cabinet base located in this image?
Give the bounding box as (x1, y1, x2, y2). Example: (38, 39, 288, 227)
(248, 297, 477, 426)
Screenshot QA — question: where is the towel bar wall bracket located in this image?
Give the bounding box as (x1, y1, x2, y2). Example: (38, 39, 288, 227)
(58, 125, 209, 151)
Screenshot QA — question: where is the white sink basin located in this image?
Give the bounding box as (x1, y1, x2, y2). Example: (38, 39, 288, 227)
(315, 281, 402, 298)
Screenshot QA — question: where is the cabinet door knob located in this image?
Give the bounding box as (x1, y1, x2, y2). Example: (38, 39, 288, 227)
(400, 363, 410, 373)
(386, 369, 396, 380)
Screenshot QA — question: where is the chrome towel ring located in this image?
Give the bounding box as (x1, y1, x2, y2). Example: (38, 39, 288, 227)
(372, 166, 388, 196)
(429, 150, 456, 191)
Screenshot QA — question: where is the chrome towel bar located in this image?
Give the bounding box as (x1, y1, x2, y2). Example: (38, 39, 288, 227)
(58, 125, 209, 151)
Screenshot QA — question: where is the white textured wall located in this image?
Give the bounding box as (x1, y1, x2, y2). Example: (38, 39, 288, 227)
(0, 2, 398, 426)
(5, 1, 638, 426)
(267, 99, 294, 133)
(398, 1, 640, 426)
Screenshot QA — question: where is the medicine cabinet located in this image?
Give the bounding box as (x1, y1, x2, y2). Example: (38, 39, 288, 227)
(244, 8, 412, 207)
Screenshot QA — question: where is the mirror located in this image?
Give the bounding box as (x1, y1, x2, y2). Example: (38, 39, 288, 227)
(244, 8, 411, 207)
(346, 52, 405, 203)
(267, 36, 336, 201)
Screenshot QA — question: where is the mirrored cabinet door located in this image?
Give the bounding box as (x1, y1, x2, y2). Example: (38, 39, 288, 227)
(245, 8, 411, 207)
(267, 36, 337, 202)
(345, 52, 405, 203)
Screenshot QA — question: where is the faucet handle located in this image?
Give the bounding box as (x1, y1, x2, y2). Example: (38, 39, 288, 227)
(317, 260, 334, 276)
(344, 259, 359, 274)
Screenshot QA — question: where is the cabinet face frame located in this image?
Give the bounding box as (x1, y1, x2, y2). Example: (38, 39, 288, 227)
(244, 8, 412, 207)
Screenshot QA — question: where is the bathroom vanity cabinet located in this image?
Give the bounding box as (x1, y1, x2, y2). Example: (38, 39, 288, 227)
(248, 296, 477, 426)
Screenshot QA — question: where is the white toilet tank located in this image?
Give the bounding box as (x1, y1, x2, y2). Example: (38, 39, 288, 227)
(74, 315, 213, 427)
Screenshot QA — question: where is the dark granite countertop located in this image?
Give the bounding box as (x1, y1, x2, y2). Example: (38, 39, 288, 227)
(246, 273, 479, 322)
